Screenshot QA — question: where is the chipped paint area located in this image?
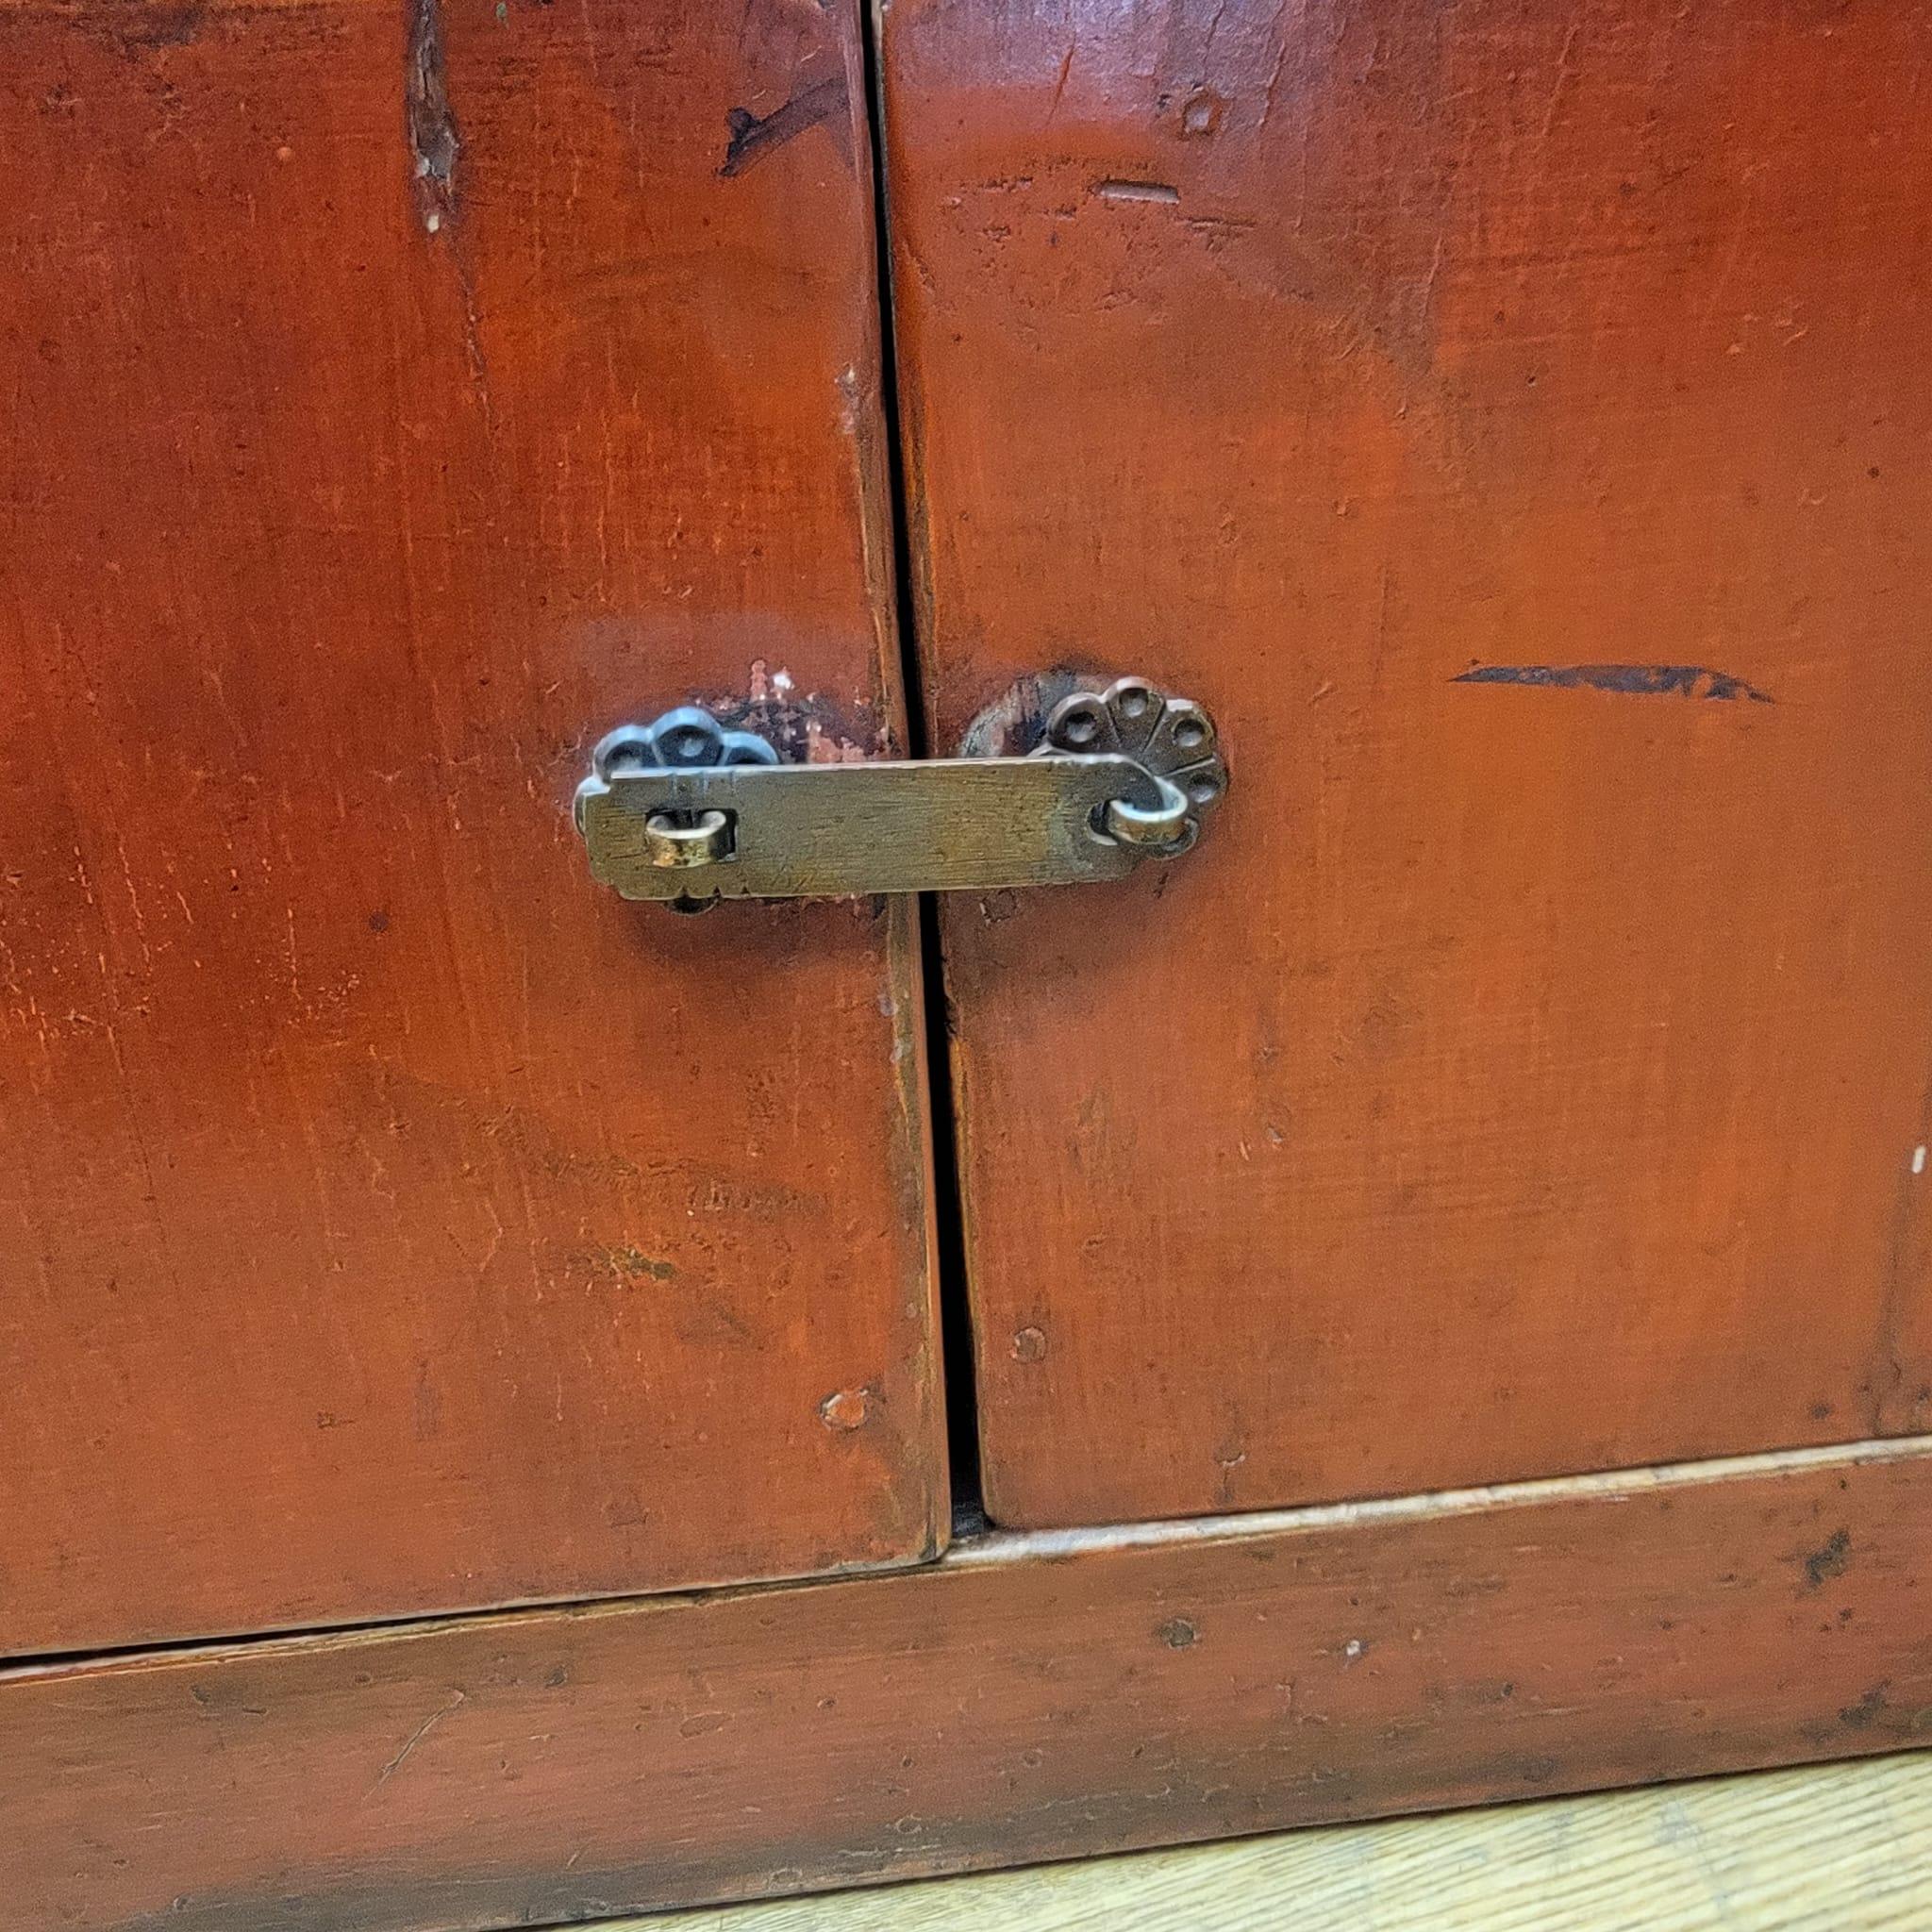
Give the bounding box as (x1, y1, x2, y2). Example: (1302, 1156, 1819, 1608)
(405, 0, 459, 235)
(683, 670, 884, 765)
(802, 718, 868, 764)
(747, 658, 796, 703)
(585, 1245, 678, 1285)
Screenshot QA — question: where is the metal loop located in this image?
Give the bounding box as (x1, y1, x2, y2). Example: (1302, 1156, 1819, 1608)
(1100, 777, 1194, 852)
(642, 809, 734, 870)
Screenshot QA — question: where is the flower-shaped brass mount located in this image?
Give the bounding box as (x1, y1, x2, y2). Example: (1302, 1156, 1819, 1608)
(1034, 677, 1227, 857)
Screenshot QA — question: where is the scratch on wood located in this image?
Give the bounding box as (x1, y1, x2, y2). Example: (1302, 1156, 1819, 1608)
(373, 1689, 466, 1790)
(1047, 42, 1074, 120)
(1452, 664, 1774, 702)
(406, 0, 459, 233)
(719, 75, 847, 178)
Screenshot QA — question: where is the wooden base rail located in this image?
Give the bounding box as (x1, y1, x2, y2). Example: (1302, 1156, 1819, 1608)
(9, 1439, 1932, 1932)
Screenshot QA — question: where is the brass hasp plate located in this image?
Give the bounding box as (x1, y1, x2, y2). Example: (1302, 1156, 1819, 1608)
(574, 676, 1227, 906)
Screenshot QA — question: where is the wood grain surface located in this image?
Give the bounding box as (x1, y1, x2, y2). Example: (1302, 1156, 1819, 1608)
(0, 0, 942, 1656)
(611, 1752, 1932, 1932)
(7, 1438, 1929, 1931)
(879, 0, 1932, 1526)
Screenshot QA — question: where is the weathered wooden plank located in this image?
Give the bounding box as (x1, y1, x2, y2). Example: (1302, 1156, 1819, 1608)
(7, 1439, 1929, 1930)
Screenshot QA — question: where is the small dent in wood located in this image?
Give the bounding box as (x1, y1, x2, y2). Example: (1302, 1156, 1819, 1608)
(1011, 1326, 1048, 1364)
(820, 1387, 873, 1431)
(1178, 90, 1224, 138)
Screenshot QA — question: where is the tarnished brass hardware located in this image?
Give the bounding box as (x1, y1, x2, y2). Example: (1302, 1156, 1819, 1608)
(1036, 678, 1224, 856)
(574, 677, 1226, 906)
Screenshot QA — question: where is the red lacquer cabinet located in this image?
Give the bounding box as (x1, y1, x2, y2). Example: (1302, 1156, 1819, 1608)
(6, 2, 1929, 1926)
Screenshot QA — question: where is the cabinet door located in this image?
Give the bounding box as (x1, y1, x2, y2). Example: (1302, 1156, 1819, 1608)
(880, 0, 1932, 1524)
(0, 0, 942, 1654)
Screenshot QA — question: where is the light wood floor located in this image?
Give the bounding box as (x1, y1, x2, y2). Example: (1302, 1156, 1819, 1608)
(606, 1752, 1930, 1930)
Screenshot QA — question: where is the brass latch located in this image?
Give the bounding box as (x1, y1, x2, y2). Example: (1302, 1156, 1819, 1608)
(574, 676, 1226, 906)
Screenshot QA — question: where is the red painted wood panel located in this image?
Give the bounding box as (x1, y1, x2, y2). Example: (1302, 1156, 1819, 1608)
(881, 0, 1932, 1524)
(0, 0, 942, 1654)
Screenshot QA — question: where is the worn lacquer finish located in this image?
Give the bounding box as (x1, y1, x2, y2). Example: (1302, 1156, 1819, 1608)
(0, 0, 943, 1653)
(880, 0, 1932, 1524)
(5, 1440, 1929, 1930)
